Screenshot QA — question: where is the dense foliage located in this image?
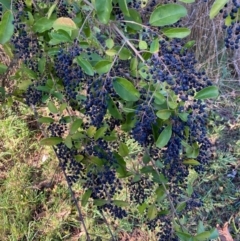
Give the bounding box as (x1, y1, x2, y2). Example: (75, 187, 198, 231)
(1, 0, 237, 240)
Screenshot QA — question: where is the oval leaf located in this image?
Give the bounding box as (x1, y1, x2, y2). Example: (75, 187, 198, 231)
(38, 117, 54, 123)
(162, 27, 191, 38)
(48, 101, 58, 114)
(95, 0, 112, 24)
(150, 39, 160, 53)
(156, 124, 172, 148)
(147, 204, 158, 220)
(119, 142, 129, 157)
(95, 60, 112, 74)
(156, 109, 172, 120)
(195, 86, 219, 99)
(118, 0, 130, 16)
(112, 200, 129, 207)
(75, 56, 94, 76)
(0, 10, 14, 44)
(125, 9, 142, 30)
(113, 77, 140, 102)
(183, 159, 200, 166)
(81, 189, 92, 207)
(33, 17, 55, 33)
(149, 4, 187, 27)
(70, 119, 82, 134)
(53, 17, 77, 31)
(210, 0, 229, 19)
(40, 137, 62, 146)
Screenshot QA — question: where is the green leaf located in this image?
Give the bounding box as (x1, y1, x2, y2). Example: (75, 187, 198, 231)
(183, 40, 196, 49)
(149, 4, 187, 27)
(118, 47, 131, 60)
(183, 159, 200, 166)
(208, 228, 219, 239)
(0, 0, 11, 9)
(75, 154, 84, 162)
(70, 119, 82, 134)
(48, 101, 58, 114)
(176, 201, 187, 212)
(156, 124, 172, 148)
(125, 8, 142, 30)
(38, 117, 54, 123)
(75, 56, 94, 76)
(154, 92, 166, 105)
(156, 185, 166, 201)
(113, 77, 140, 102)
(118, 142, 129, 157)
(0, 63, 7, 74)
(178, 112, 189, 122)
(59, 103, 68, 114)
(64, 135, 72, 149)
(195, 86, 219, 99)
(112, 200, 129, 207)
(186, 143, 199, 158)
(139, 40, 148, 50)
(176, 231, 192, 240)
(194, 231, 211, 241)
(33, 17, 55, 33)
(40, 137, 62, 146)
(162, 27, 191, 38)
(0, 10, 14, 44)
(118, 0, 130, 16)
(38, 58, 46, 74)
(81, 189, 92, 207)
(168, 101, 178, 109)
(47, 3, 57, 19)
(25, 0, 32, 7)
(52, 17, 77, 32)
(87, 126, 96, 138)
(138, 202, 147, 214)
(94, 199, 108, 206)
(49, 30, 72, 45)
(122, 107, 135, 113)
(105, 38, 114, 49)
(150, 39, 160, 53)
(156, 109, 172, 120)
(94, 60, 112, 74)
(179, 0, 195, 3)
(106, 48, 117, 56)
(210, 0, 229, 19)
(106, 95, 122, 119)
(225, 15, 232, 26)
(130, 57, 138, 77)
(148, 204, 158, 220)
(94, 126, 108, 140)
(197, 221, 205, 234)
(95, 0, 112, 24)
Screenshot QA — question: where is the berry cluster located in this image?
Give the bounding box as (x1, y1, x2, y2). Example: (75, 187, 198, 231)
(132, 104, 156, 146)
(222, 0, 240, 49)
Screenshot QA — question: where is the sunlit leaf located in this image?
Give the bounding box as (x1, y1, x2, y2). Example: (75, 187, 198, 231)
(210, 0, 229, 19)
(0, 10, 14, 44)
(149, 4, 187, 27)
(156, 124, 172, 148)
(195, 86, 219, 99)
(113, 77, 140, 102)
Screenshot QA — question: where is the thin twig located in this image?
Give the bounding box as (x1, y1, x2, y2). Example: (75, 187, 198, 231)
(76, 10, 93, 41)
(145, 148, 185, 233)
(100, 210, 116, 241)
(112, 24, 145, 63)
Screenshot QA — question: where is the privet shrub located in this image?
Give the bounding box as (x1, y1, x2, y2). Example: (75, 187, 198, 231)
(1, 0, 235, 240)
